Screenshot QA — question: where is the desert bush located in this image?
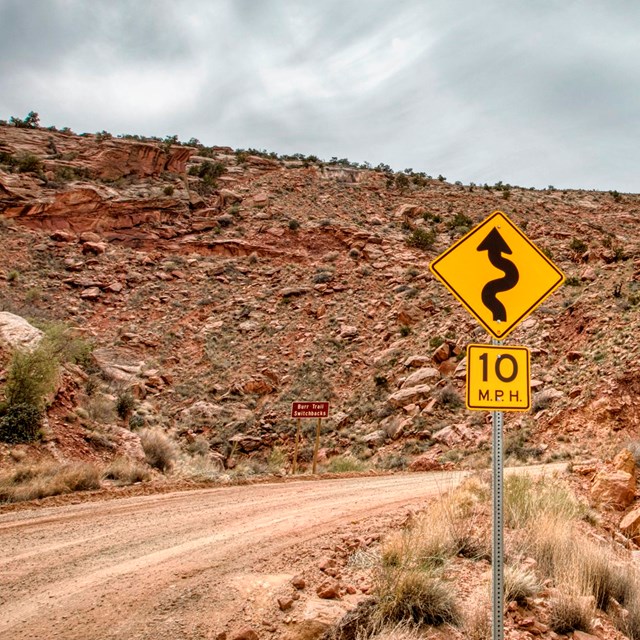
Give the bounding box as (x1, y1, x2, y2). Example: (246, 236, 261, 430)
(548, 593, 593, 634)
(446, 212, 472, 230)
(376, 454, 407, 470)
(115, 391, 135, 419)
(374, 567, 460, 626)
(0, 461, 101, 502)
(16, 152, 43, 173)
(464, 599, 491, 640)
(140, 428, 177, 472)
(4, 344, 58, 409)
(504, 565, 540, 603)
(406, 228, 435, 250)
(438, 385, 463, 408)
(267, 446, 287, 472)
(327, 455, 368, 473)
(619, 595, 640, 639)
(0, 403, 43, 443)
(505, 474, 583, 529)
(103, 457, 150, 485)
(186, 435, 210, 457)
(10, 111, 39, 128)
(570, 237, 588, 254)
(84, 394, 116, 424)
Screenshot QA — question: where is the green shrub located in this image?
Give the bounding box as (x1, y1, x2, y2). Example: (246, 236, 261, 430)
(116, 391, 135, 419)
(327, 455, 368, 473)
(407, 228, 435, 250)
(0, 403, 43, 443)
(4, 345, 58, 410)
(570, 238, 588, 254)
(16, 152, 43, 173)
(446, 212, 472, 230)
(163, 185, 175, 196)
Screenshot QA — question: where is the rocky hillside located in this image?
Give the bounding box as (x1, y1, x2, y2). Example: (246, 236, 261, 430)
(0, 121, 639, 477)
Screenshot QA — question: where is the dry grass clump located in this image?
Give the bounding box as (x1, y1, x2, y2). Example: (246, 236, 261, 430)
(103, 457, 150, 485)
(619, 595, 640, 640)
(548, 592, 594, 634)
(374, 567, 460, 627)
(0, 461, 101, 502)
(362, 624, 424, 639)
(504, 473, 583, 528)
(139, 428, 177, 472)
(464, 598, 491, 640)
(504, 564, 540, 603)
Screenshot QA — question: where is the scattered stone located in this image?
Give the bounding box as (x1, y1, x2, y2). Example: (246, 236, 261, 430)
(253, 192, 269, 208)
(82, 241, 107, 255)
(316, 580, 341, 600)
(339, 325, 358, 340)
(80, 287, 101, 300)
(278, 596, 294, 611)
(386, 384, 432, 408)
(291, 575, 306, 590)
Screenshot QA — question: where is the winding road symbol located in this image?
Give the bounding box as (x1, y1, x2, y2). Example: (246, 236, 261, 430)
(477, 227, 519, 323)
(428, 210, 565, 340)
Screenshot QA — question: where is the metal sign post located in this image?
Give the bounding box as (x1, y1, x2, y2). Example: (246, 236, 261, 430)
(492, 406, 504, 640)
(428, 210, 566, 640)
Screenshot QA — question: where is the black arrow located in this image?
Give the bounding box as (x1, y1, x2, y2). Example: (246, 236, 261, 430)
(477, 227, 519, 322)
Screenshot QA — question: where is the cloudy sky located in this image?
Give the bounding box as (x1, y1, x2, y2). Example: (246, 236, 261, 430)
(1, 0, 639, 192)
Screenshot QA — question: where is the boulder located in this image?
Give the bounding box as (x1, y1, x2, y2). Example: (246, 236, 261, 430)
(404, 355, 431, 368)
(591, 469, 636, 509)
(220, 189, 243, 205)
(362, 430, 386, 446)
(620, 506, 640, 537)
(402, 367, 440, 388)
(0, 312, 44, 351)
(613, 448, 636, 476)
(252, 192, 269, 208)
(432, 343, 451, 363)
(339, 325, 358, 340)
(409, 452, 444, 472)
(387, 384, 431, 408)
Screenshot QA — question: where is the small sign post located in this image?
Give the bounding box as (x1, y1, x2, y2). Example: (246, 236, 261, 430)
(291, 402, 330, 475)
(430, 210, 564, 640)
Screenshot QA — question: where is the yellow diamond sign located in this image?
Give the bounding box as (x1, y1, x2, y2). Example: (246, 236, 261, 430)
(466, 344, 531, 411)
(429, 210, 564, 339)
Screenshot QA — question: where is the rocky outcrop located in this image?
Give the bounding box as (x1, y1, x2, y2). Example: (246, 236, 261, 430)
(0, 312, 44, 351)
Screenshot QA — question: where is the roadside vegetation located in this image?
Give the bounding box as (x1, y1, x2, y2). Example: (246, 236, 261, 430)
(334, 471, 640, 639)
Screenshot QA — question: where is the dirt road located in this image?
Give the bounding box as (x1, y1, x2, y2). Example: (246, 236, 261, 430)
(0, 466, 562, 639)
